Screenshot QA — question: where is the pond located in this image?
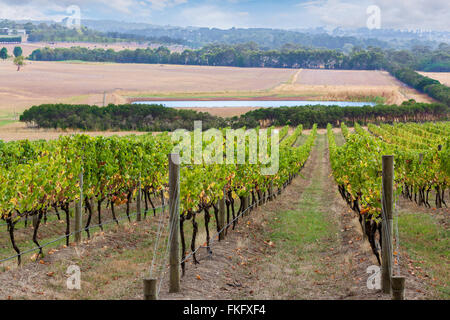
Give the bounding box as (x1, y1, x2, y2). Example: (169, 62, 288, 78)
(132, 100, 376, 108)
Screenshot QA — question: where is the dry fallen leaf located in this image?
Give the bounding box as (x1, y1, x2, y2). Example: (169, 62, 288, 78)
(46, 272, 54, 277)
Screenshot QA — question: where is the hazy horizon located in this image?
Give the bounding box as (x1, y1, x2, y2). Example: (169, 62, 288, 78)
(0, 0, 449, 32)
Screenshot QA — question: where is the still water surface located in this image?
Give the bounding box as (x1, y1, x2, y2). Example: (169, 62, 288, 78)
(132, 100, 376, 108)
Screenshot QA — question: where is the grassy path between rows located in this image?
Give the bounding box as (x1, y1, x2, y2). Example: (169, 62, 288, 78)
(225, 134, 384, 299)
(268, 134, 337, 286)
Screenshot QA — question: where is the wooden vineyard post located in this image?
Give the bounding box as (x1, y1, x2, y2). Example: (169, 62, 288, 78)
(391, 276, 406, 300)
(74, 171, 83, 243)
(381, 155, 394, 294)
(168, 153, 180, 293)
(137, 174, 142, 222)
(218, 190, 226, 241)
(143, 278, 158, 300)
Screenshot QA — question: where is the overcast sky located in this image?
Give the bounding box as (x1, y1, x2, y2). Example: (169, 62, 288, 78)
(0, 0, 449, 31)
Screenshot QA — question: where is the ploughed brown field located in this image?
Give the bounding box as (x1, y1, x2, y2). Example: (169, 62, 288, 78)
(295, 69, 398, 86)
(0, 60, 295, 117)
(418, 72, 450, 86)
(0, 60, 433, 123)
(272, 69, 433, 106)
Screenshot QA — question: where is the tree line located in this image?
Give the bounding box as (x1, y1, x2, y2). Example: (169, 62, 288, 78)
(27, 42, 449, 72)
(19, 104, 226, 132)
(0, 36, 22, 43)
(0, 19, 183, 45)
(237, 101, 449, 128)
(384, 43, 450, 72)
(386, 64, 450, 106)
(122, 25, 391, 50)
(27, 25, 184, 46)
(29, 44, 386, 70)
(20, 102, 449, 132)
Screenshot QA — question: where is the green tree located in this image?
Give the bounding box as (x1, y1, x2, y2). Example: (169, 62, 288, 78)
(13, 46, 23, 57)
(0, 47, 7, 60)
(14, 55, 25, 71)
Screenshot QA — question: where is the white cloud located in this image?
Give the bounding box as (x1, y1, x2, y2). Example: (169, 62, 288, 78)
(294, 0, 450, 31)
(0, 0, 67, 21)
(0, 0, 188, 21)
(144, 0, 187, 11)
(0, 0, 448, 31)
(180, 5, 250, 28)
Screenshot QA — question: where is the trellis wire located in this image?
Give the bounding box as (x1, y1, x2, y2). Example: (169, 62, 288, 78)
(148, 199, 169, 278)
(0, 204, 167, 264)
(157, 206, 177, 296)
(184, 193, 271, 265)
(0, 210, 62, 231)
(156, 191, 273, 296)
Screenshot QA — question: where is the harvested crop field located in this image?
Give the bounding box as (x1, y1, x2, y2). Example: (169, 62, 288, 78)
(274, 69, 433, 106)
(418, 72, 450, 86)
(295, 69, 398, 86)
(0, 61, 434, 119)
(0, 60, 295, 117)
